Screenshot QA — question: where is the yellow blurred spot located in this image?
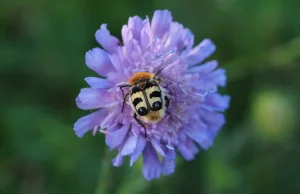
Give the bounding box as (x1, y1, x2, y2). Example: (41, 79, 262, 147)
(251, 90, 295, 141)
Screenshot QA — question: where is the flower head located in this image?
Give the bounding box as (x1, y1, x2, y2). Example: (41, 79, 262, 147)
(74, 10, 230, 180)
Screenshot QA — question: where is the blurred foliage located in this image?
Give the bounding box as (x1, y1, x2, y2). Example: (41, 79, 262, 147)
(1, 0, 300, 194)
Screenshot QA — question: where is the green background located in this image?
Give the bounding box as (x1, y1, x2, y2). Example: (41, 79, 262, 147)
(1, 0, 300, 193)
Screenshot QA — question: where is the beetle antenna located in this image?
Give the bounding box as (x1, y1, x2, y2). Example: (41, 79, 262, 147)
(153, 68, 165, 78)
(153, 49, 175, 78)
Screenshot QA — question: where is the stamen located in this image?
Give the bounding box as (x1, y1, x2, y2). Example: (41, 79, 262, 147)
(117, 82, 130, 87)
(100, 129, 110, 135)
(192, 87, 217, 100)
(145, 35, 160, 50)
(151, 49, 175, 62)
(92, 126, 98, 136)
(165, 49, 174, 56)
(166, 144, 175, 150)
(166, 137, 175, 150)
(193, 91, 208, 98)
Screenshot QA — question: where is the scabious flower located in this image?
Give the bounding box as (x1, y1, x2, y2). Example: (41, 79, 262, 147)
(74, 10, 229, 180)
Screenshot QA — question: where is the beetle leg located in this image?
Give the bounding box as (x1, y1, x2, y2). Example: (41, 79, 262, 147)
(164, 96, 170, 108)
(121, 92, 130, 112)
(119, 84, 131, 113)
(133, 113, 149, 140)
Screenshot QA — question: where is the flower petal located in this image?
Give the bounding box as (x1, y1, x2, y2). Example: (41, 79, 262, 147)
(185, 127, 213, 150)
(151, 139, 165, 157)
(128, 16, 144, 42)
(162, 149, 175, 176)
(73, 109, 107, 138)
(187, 139, 199, 154)
(101, 108, 119, 129)
(180, 28, 194, 51)
(189, 68, 227, 91)
(163, 22, 193, 52)
(187, 60, 218, 73)
(202, 93, 230, 111)
(199, 109, 226, 134)
(131, 124, 141, 136)
(210, 68, 227, 87)
(151, 10, 172, 38)
(109, 53, 122, 70)
(187, 39, 216, 66)
(130, 135, 147, 166)
(76, 88, 115, 110)
(84, 77, 114, 88)
(112, 153, 124, 167)
(177, 142, 195, 161)
(140, 17, 151, 50)
(121, 134, 138, 156)
(142, 145, 162, 181)
(121, 25, 133, 48)
(95, 24, 119, 53)
(85, 48, 115, 76)
(105, 124, 129, 150)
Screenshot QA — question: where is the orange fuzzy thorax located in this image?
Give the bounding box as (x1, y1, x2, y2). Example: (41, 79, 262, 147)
(128, 72, 154, 84)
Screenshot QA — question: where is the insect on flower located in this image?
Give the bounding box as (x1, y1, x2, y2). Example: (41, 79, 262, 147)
(74, 9, 230, 180)
(119, 69, 170, 138)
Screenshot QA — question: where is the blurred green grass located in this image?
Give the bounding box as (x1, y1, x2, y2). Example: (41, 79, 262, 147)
(1, 0, 300, 194)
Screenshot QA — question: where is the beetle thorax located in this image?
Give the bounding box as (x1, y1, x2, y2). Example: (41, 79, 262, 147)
(128, 72, 154, 85)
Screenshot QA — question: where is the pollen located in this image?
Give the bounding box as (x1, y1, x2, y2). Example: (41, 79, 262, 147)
(129, 72, 154, 84)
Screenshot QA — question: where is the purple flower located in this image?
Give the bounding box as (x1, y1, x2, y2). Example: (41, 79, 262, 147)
(74, 10, 230, 180)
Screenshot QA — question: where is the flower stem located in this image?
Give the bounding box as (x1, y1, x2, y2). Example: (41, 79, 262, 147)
(94, 150, 112, 194)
